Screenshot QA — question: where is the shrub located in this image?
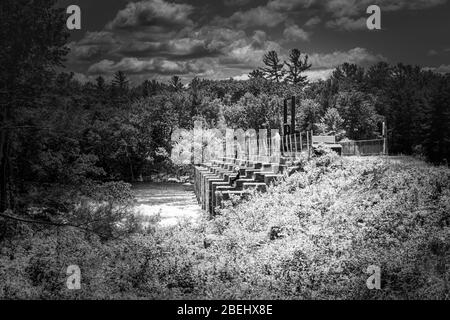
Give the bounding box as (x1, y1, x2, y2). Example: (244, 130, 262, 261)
(1, 155, 449, 299)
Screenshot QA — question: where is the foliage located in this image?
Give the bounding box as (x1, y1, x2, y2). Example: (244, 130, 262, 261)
(297, 98, 321, 132)
(261, 51, 285, 83)
(334, 90, 380, 140)
(3, 155, 450, 299)
(0, 0, 69, 211)
(284, 49, 312, 86)
(316, 108, 346, 139)
(222, 93, 281, 130)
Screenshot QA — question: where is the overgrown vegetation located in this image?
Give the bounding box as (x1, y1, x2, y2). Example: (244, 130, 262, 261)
(2, 151, 449, 299)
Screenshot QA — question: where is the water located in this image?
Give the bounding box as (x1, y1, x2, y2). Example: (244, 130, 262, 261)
(132, 182, 203, 227)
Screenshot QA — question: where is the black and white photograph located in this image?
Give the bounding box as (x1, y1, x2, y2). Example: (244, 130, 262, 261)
(1, 0, 450, 304)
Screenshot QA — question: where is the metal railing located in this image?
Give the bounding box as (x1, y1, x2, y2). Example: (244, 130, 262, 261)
(216, 131, 387, 160)
(340, 139, 385, 156)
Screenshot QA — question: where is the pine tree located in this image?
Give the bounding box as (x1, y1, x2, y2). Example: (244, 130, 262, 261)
(261, 51, 285, 83)
(284, 49, 311, 86)
(142, 80, 150, 97)
(332, 63, 365, 91)
(96, 76, 105, 91)
(112, 71, 129, 91)
(169, 76, 183, 91)
(149, 79, 162, 96)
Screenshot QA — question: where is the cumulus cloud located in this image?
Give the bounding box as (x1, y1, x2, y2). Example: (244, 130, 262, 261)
(232, 73, 250, 81)
(84, 21, 284, 79)
(106, 0, 194, 30)
(67, 0, 439, 82)
(426, 48, 450, 56)
(224, 0, 252, 6)
(326, 17, 366, 31)
(283, 24, 310, 42)
(267, 0, 315, 11)
(78, 31, 117, 45)
(220, 6, 286, 28)
(72, 72, 99, 83)
(218, 0, 447, 34)
(113, 41, 164, 56)
(220, 37, 282, 68)
(67, 42, 111, 62)
(88, 57, 207, 75)
(309, 47, 387, 69)
(250, 30, 268, 49)
(67, 32, 119, 62)
(164, 38, 211, 57)
(324, 0, 447, 18)
(423, 65, 450, 74)
(304, 68, 335, 82)
(304, 16, 321, 27)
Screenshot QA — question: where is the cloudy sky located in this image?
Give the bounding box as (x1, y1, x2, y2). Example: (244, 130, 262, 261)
(59, 0, 450, 84)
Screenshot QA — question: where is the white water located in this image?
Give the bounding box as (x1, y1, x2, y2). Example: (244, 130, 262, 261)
(132, 182, 203, 227)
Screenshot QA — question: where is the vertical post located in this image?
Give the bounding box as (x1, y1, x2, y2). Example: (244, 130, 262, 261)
(294, 132, 298, 155)
(289, 134, 293, 154)
(258, 129, 269, 163)
(234, 129, 245, 161)
(247, 129, 257, 162)
(382, 121, 387, 155)
(287, 135, 290, 154)
(291, 96, 296, 135)
(270, 129, 281, 163)
(300, 132, 303, 152)
(225, 128, 234, 160)
(283, 99, 288, 126)
(307, 130, 310, 159)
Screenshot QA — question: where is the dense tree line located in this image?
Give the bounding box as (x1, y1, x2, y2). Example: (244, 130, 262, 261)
(315, 62, 450, 162)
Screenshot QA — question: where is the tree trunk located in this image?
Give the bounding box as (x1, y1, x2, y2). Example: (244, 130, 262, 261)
(0, 91, 11, 213)
(0, 129, 9, 212)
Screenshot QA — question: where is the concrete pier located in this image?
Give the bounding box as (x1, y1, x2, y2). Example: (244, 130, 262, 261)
(194, 157, 287, 216)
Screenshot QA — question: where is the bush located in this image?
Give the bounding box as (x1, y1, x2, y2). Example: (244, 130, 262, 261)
(2, 155, 449, 299)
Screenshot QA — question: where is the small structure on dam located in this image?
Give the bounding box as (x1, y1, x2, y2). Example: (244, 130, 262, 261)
(194, 157, 292, 216)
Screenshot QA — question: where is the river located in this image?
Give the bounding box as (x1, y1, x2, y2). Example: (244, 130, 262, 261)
(132, 182, 203, 227)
